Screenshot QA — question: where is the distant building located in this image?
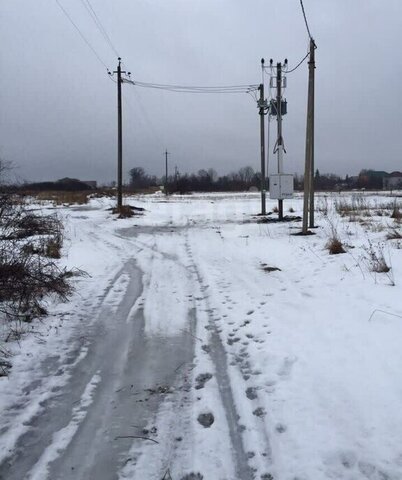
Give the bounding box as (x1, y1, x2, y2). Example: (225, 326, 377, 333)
(82, 181, 97, 189)
(383, 171, 402, 190)
(357, 170, 388, 189)
(57, 178, 97, 189)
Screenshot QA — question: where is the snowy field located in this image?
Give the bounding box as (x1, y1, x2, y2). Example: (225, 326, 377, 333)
(1, 191, 402, 480)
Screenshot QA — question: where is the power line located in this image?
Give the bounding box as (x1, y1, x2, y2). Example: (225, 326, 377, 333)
(80, 0, 120, 58)
(55, 0, 108, 69)
(286, 51, 310, 73)
(122, 78, 258, 94)
(262, 50, 310, 76)
(299, 0, 314, 42)
(125, 87, 165, 147)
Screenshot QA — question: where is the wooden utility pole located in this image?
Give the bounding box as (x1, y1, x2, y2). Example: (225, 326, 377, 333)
(302, 39, 316, 233)
(276, 62, 284, 220)
(258, 82, 266, 215)
(164, 149, 170, 195)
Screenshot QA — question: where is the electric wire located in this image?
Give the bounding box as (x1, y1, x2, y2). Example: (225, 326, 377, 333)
(127, 88, 165, 147)
(122, 78, 258, 94)
(55, 0, 108, 69)
(286, 51, 310, 73)
(80, 0, 120, 58)
(300, 0, 313, 41)
(247, 89, 259, 102)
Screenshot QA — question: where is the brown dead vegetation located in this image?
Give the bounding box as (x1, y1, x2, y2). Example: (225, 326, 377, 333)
(0, 194, 76, 328)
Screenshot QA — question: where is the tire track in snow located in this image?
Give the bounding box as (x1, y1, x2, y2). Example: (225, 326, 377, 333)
(184, 232, 255, 480)
(0, 260, 144, 480)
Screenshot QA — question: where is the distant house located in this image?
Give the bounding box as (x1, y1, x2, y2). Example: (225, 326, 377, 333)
(357, 170, 389, 189)
(82, 181, 97, 189)
(383, 171, 402, 190)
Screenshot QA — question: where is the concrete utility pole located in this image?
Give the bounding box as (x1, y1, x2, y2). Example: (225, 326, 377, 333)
(164, 150, 170, 195)
(113, 58, 127, 209)
(308, 39, 316, 228)
(258, 82, 266, 215)
(276, 62, 284, 220)
(174, 165, 179, 192)
(302, 39, 316, 233)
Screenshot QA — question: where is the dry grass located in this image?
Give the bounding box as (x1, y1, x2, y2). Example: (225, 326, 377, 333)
(391, 205, 402, 219)
(365, 241, 391, 273)
(317, 197, 329, 216)
(0, 194, 75, 327)
(45, 235, 62, 258)
(336, 196, 401, 221)
(112, 205, 135, 218)
(369, 223, 385, 233)
(386, 228, 402, 240)
(326, 237, 346, 254)
(34, 190, 91, 205)
(325, 218, 346, 254)
(0, 345, 12, 377)
(335, 196, 369, 217)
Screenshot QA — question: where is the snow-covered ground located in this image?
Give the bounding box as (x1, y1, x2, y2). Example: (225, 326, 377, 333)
(1, 191, 402, 480)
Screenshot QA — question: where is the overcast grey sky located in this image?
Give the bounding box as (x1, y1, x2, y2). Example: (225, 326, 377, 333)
(1, 0, 401, 184)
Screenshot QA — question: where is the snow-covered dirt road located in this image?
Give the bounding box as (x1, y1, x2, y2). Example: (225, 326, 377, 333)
(1, 192, 402, 480)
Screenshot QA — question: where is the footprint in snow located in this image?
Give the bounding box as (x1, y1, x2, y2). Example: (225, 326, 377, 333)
(253, 407, 266, 417)
(180, 473, 204, 480)
(195, 373, 213, 390)
(275, 423, 287, 433)
(246, 386, 258, 400)
(197, 412, 214, 428)
(277, 356, 297, 378)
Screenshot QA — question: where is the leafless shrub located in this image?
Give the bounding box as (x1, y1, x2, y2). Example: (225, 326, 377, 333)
(386, 228, 402, 240)
(325, 219, 345, 254)
(369, 222, 385, 233)
(391, 204, 402, 219)
(0, 194, 75, 327)
(0, 246, 73, 323)
(317, 197, 329, 216)
(326, 237, 345, 254)
(45, 234, 63, 259)
(364, 240, 391, 273)
(0, 344, 12, 377)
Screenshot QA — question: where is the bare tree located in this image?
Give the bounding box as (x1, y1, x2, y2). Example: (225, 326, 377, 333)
(0, 158, 13, 186)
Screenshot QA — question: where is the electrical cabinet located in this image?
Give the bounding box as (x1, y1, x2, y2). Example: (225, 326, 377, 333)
(269, 174, 294, 200)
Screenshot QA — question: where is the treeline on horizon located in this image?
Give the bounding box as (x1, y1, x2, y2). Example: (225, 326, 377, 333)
(4, 167, 396, 193)
(129, 167, 383, 193)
